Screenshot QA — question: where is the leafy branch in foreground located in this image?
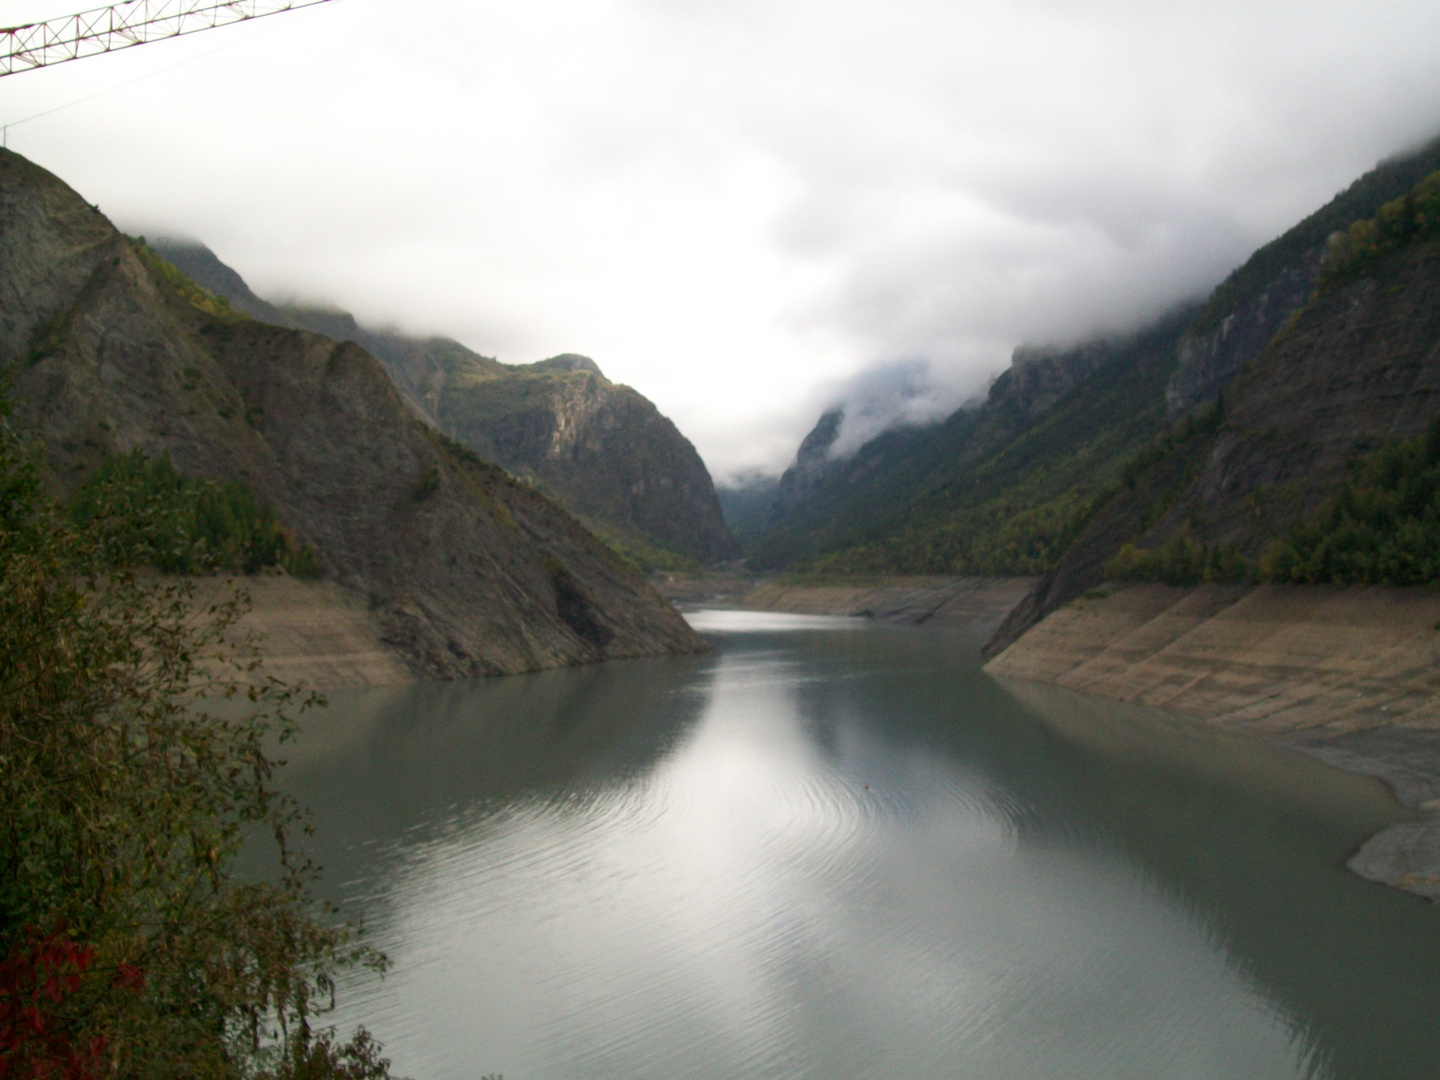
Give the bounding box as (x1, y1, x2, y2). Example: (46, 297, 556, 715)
(0, 410, 398, 1078)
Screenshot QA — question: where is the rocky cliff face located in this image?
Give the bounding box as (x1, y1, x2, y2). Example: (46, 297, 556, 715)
(1165, 135, 1440, 420)
(988, 234, 1440, 657)
(1007, 340, 1111, 419)
(2, 149, 706, 677)
(432, 354, 739, 563)
(1165, 251, 1321, 419)
(150, 240, 737, 564)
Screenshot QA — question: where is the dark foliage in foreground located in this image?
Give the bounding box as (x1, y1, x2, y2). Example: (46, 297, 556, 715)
(0, 406, 399, 1078)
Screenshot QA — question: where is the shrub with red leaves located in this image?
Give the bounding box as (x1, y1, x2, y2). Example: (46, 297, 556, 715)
(0, 395, 397, 1077)
(0, 928, 104, 1080)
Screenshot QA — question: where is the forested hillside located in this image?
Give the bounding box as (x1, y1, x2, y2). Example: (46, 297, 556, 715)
(989, 163, 1440, 653)
(745, 135, 1440, 586)
(748, 312, 1192, 575)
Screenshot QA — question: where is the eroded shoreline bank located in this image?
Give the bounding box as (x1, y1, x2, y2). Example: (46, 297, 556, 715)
(234, 571, 1040, 688)
(983, 580, 1440, 904)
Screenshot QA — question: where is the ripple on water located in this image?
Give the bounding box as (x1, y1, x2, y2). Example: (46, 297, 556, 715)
(310, 621, 1431, 1080)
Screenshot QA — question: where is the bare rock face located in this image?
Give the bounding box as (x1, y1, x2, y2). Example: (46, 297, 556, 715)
(433, 355, 740, 563)
(1165, 251, 1322, 420)
(1188, 246, 1440, 540)
(0, 148, 706, 678)
(1165, 135, 1440, 420)
(1007, 340, 1111, 420)
(149, 239, 737, 565)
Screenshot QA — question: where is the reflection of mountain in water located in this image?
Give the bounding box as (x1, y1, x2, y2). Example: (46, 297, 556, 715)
(280, 652, 713, 890)
(782, 629, 1438, 1079)
(284, 625, 1440, 1079)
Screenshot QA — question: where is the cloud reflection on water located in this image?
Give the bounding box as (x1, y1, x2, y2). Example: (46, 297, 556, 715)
(280, 622, 1438, 1079)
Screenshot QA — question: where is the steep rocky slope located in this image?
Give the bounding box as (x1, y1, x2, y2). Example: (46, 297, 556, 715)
(1, 148, 706, 678)
(152, 240, 738, 564)
(745, 135, 1440, 579)
(1167, 134, 1440, 418)
(430, 353, 739, 564)
(988, 184, 1440, 656)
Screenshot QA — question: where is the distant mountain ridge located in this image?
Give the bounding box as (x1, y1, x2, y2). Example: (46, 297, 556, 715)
(742, 134, 1440, 584)
(1, 148, 705, 677)
(745, 308, 1193, 575)
(151, 240, 739, 565)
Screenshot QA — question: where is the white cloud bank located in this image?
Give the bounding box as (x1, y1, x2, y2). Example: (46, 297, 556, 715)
(5, 0, 1440, 479)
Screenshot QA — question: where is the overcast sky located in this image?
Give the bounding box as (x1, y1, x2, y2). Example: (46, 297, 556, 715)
(5, 0, 1440, 480)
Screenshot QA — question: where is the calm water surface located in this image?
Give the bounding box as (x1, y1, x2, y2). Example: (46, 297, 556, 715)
(280, 611, 1440, 1079)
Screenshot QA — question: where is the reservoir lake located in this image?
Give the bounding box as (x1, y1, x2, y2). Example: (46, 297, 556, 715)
(281, 611, 1440, 1079)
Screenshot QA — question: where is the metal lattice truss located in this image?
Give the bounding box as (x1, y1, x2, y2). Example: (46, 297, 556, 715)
(1, 0, 336, 77)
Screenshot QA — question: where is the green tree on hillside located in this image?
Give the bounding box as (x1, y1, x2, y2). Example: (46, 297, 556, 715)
(67, 450, 320, 578)
(1104, 418, 1440, 588)
(1261, 418, 1440, 585)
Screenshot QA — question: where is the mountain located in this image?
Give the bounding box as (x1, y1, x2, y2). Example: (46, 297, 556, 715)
(1, 148, 706, 678)
(1168, 135, 1440, 418)
(150, 240, 739, 565)
(747, 134, 1440, 583)
(420, 353, 740, 565)
(747, 310, 1192, 575)
(989, 162, 1440, 654)
(714, 472, 781, 542)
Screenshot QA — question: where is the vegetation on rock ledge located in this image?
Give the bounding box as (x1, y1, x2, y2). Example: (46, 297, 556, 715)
(1105, 418, 1440, 588)
(69, 450, 320, 578)
(1321, 169, 1440, 285)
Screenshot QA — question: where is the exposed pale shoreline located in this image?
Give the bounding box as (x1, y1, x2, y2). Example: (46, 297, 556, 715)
(228, 571, 1041, 690)
(208, 574, 415, 689)
(982, 580, 1440, 904)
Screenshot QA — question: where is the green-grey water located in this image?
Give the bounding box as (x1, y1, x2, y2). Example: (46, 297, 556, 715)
(279, 611, 1440, 1079)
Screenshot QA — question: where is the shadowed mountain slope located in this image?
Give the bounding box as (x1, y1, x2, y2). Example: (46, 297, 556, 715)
(747, 135, 1440, 586)
(151, 240, 738, 565)
(748, 310, 1194, 576)
(988, 166, 1440, 655)
(1, 148, 705, 678)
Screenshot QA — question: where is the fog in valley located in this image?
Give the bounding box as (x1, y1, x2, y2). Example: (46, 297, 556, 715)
(6, 0, 1440, 477)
